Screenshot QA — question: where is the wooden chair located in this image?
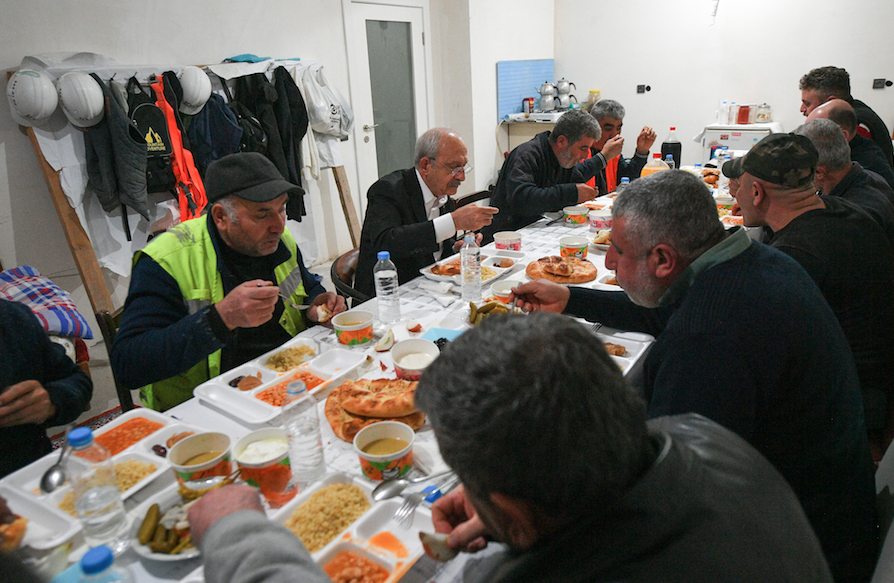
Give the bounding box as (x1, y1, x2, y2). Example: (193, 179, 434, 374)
(330, 248, 370, 306)
(94, 308, 136, 412)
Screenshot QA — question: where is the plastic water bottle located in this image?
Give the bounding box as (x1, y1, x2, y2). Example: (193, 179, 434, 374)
(66, 428, 129, 555)
(664, 154, 676, 169)
(660, 127, 681, 169)
(282, 380, 325, 485)
(717, 101, 729, 125)
(373, 251, 401, 325)
(616, 176, 630, 195)
(460, 233, 481, 302)
(79, 545, 133, 583)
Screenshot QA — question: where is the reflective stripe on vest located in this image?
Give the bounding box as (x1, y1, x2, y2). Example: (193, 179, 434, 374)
(134, 215, 307, 411)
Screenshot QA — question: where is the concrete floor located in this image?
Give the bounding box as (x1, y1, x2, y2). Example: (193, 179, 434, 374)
(51, 259, 335, 433)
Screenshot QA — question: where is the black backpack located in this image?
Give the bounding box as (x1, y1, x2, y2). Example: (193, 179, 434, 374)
(126, 77, 177, 194)
(221, 80, 268, 155)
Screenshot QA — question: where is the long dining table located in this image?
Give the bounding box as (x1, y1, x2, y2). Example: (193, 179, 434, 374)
(2, 208, 654, 583)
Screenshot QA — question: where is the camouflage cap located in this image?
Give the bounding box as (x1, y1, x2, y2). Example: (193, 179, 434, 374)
(721, 133, 818, 188)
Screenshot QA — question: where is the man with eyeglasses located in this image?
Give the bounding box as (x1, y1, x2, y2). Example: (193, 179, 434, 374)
(512, 169, 877, 583)
(355, 127, 498, 298)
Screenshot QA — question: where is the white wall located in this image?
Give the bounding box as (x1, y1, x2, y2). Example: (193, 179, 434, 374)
(467, 0, 556, 190)
(555, 0, 894, 166)
(5, 0, 894, 328)
(0, 0, 360, 323)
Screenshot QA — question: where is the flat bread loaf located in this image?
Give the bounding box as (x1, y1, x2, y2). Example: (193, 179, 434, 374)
(325, 381, 425, 443)
(339, 378, 417, 418)
(526, 256, 598, 284)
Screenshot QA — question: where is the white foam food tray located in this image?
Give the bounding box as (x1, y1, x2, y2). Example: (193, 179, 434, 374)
(0, 484, 80, 551)
(269, 473, 429, 582)
(2, 409, 185, 500)
(419, 251, 521, 285)
(596, 329, 654, 376)
(194, 347, 366, 425)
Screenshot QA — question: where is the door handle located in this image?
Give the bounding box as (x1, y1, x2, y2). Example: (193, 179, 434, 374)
(362, 124, 379, 132)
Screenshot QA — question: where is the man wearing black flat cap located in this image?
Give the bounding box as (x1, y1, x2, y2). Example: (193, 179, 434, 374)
(723, 132, 894, 454)
(113, 152, 345, 411)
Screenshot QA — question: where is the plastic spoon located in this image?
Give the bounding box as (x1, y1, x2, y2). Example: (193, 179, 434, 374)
(371, 469, 455, 501)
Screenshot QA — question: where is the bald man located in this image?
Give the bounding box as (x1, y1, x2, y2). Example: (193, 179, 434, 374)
(807, 99, 894, 189)
(799, 66, 893, 167)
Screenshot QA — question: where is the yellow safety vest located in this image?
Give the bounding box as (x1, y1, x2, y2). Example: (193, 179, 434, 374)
(134, 217, 308, 411)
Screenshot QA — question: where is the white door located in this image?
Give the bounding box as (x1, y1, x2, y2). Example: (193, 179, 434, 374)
(347, 2, 430, 216)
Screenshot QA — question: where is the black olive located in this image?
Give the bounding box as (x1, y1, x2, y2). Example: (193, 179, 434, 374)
(152, 445, 167, 457)
(228, 375, 246, 388)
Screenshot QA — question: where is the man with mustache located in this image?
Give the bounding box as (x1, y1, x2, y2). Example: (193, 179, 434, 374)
(113, 153, 345, 411)
(355, 127, 498, 298)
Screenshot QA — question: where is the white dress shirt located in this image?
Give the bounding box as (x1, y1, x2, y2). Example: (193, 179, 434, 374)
(416, 169, 456, 260)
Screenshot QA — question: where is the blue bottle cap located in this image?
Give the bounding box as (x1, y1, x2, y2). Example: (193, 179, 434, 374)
(67, 426, 94, 448)
(286, 380, 307, 395)
(377, 251, 390, 260)
(80, 545, 113, 575)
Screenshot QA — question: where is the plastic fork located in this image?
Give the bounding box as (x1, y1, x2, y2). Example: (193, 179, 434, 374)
(395, 474, 461, 528)
(589, 321, 604, 334)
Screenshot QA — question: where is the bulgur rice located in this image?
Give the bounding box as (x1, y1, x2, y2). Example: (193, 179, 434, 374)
(265, 344, 315, 372)
(285, 483, 369, 552)
(57, 459, 158, 516)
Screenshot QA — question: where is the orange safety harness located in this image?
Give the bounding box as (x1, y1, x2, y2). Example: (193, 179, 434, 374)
(150, 76, 206, 220)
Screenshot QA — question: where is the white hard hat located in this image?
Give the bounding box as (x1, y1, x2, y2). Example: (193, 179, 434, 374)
(57, 72, 104, 128)
(177, 66, 212, 115)
(6, 69, 58, 127)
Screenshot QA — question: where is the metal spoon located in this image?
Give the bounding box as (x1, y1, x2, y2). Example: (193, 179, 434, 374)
(39, 444, 72, 494)
(372, 469, 456, 501)
(279, 293, 311, 310)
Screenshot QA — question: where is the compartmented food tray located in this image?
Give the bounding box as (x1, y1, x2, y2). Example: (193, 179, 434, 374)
(0, 484, 80, 551)
(419, 252, 520, 285)
(194, 348, 367, 425)
(270, 473, 429, 583)
(2, 408, 182, 499)
(596, 329, 654, 376)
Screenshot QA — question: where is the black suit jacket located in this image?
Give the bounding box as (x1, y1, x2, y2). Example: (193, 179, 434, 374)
(355, 168, 457, 298)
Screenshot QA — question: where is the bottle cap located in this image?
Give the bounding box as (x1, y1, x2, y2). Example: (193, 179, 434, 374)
(669, 126, 675, 130)
(376, 251, 390, 261)
(666, 154, 674, 159)
(286, 380, 307, 395)
(464, 232, 474, 241)
(652, 153, 661, 158)
(67, 426, 94, 448)
(81, 545, 114, 575)
(621, 177, 630, 183)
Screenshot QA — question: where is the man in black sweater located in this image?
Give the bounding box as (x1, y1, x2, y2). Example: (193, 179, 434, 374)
(512, 170, 878, 583)
(724, 132, 894, 449)
(799, 65, 894, 169)
(483, 110, 601, 242)
(807, 98, 894, 189)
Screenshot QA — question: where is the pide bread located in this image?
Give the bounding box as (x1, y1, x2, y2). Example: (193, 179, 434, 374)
(0, 495, 27, 554)
(525, 256, 598, 284)
(325, 380, 425, 442)
(338, 379, 417, 418)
